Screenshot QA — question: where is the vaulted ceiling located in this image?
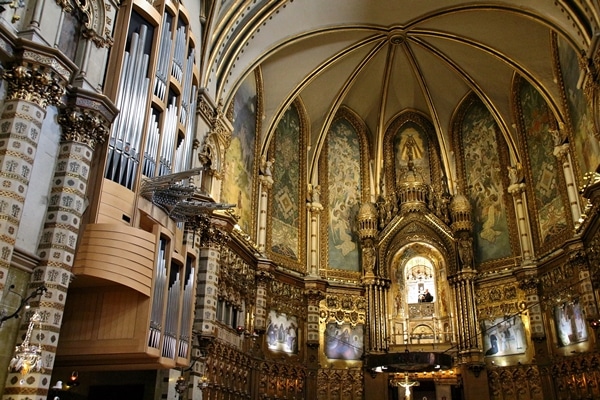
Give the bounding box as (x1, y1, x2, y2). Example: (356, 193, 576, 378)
(202, 0, 599, 189)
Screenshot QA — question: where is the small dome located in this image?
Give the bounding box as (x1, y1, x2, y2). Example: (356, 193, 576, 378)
(450, 193, 471, 212)
(357, 202, 378, 221)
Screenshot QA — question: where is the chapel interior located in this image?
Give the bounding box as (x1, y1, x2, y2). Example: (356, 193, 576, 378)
(0, 1, 600, 400)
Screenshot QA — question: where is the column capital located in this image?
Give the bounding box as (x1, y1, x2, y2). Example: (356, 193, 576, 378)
(58, 107, 110, 149)
(1, 63, 66, 107)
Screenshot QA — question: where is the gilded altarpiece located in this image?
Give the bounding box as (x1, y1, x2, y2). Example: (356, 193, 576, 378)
(317, 293, 366, 399)
(383, 112, 445, 204)
(269, 100, 307, 273)
(321, 107, 370, 279)
(515, 77, 570, 251)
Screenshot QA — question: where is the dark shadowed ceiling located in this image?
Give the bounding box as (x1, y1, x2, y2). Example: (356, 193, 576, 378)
(202, 0, 598, 189)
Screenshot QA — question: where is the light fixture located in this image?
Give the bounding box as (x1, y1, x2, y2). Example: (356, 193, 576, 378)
(198, 375, 209, 389)
(8, 310, 43, 375)
(175, 375, 187, 394)
(0, 285, 47, 328)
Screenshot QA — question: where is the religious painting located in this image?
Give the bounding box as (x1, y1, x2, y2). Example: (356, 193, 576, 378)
(327, 118, 361, 272)
(460, 99, 511, 263)
(266, 310, 299, 354)
(222, 72, 258, 234)
(393, 123, 431, 184)
(270, 104, 301, 260)
(519, 81, 568, 245)
(557, 36, 600, 176)
(553, 300, 588, 347)
(482, 315, 527, 357)
(324, 322, 364, 360)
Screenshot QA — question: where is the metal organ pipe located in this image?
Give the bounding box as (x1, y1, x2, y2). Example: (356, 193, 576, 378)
(143, 112, 160, 177)
(171, 25, 186, 83)
(163, 265, 181, 359)
(105, 24, 151, 189)
(179, 259, 194, 358)
(149, 239, 168, 349)
(154, 18, 171, 102)
(159, 97, 178, 176)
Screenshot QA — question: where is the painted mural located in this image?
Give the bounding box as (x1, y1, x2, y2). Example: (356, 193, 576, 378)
(519, 81, 568, 244)
(266, 310, 299, 354)
(393, 124, 431, 184)
(324, 322, 364, 360)
(557, 37, 600, 176)
(271, 104, 301, 259)
(327, 118, 361, 272)
(553, 300, 588, 347)
(222, 73, 257, 234)
(461, 100, 511, 263)
(482, 315, 527, 357)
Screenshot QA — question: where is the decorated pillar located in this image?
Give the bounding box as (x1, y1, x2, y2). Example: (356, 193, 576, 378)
(0, 64, 65, 297)
(307, 184, 323, 276)
(253, 261, 273, 334)
(357, 201, 389, 351)
(304, 288, 325, 400)
(194, 217, 229, 340)
(257, 158, 274, 253)
(448, 191, 486, 388)
(551, 129, 581, 224)
(3, 104, 112, 399)
(507, 163, 535, 262)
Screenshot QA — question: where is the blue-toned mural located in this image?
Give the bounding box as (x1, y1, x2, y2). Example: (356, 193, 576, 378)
(327, 118, 360, 272)
(557, 37, 600, 176)
(266, 310, 299, 354)
(461, 100, 511, 263)
(271, 104, 300, 259)
(519, 81, 568, 244)
(222, 73, 257, 234)
(325, 322, 364, 360)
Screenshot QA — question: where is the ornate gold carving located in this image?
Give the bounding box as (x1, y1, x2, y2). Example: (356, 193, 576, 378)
(218, 248, 256, 308)
(57, 107, 109, 149)
(321, 294, 366, 326)
(268, 280, 305, 318)
(317, 369, 363, 400)
(487, 365, 544, 400)
(1, 64, 65, 108)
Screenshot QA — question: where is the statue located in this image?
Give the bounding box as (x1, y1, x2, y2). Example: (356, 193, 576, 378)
(458, 237, 474, 268)
(363, 243, 376, 274)
(260, 155, 274, 177)
(507, 162, 523, 185)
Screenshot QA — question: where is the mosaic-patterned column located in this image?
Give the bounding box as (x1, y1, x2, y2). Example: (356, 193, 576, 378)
(518, 277, 545, 341)
(194, 219, 228, 339)
(0, 64, 64, 297)
(253, 264, 272, 334)
(3, 107, 109, 400)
